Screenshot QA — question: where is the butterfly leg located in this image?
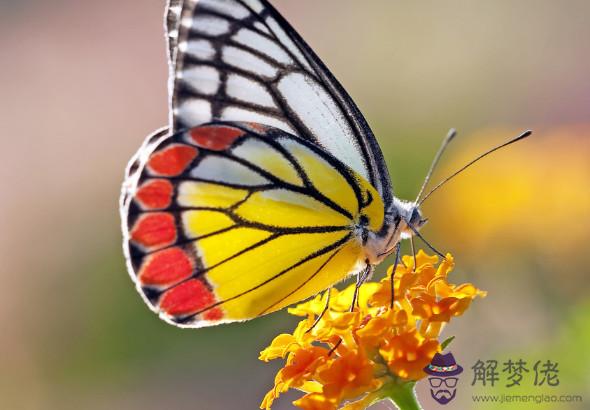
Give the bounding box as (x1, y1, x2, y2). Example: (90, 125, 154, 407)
(389, 242, 401, 309)
(330, 265, 373, 354)
(410, 235, 417, 271)
(328, 338, 343, 357)
(350, 264, 373, 312)
(306, 288, 333, 333)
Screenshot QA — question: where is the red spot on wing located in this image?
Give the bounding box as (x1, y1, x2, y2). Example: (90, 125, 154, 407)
(189, 126, 245, 150)
(203, 307, 224, 321)
(160, 279, 218, 316)
(135, 179, 173, 209)
(131, 213, 176, 248)
(139, 247, 193, 287)
(148, 144, 198, 176)
(244, 122, 268, 133)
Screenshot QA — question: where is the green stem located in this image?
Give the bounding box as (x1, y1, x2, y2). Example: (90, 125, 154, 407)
(380, 381, 422, 410)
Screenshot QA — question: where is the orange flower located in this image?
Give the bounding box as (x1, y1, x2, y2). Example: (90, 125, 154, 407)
(293, 393, 337, 410)
(259, 317, 316, 362)
(317, 346, 382, 402)
(280, 347, 328, 388)
(379, 330, 440, 380)
(261, 346, 328, 410)
(356, 309, 408, 347)
(260, 250, 485, 410)
(411, 293, 469, 322)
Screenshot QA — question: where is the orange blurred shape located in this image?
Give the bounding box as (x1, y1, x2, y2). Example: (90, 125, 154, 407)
(426, 125, 590, 259)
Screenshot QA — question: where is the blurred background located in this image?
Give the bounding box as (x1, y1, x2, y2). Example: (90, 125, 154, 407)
(1, 0, 588, 409)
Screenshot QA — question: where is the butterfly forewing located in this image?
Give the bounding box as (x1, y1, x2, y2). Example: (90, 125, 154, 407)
(165, 0, 183, 68)
(168, 0, 393, 208)
(121, 122, 383, 327)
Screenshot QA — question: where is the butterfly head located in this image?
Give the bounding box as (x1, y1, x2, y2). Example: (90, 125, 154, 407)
(362, 198, 427, 264)
(399, 201, 428, 239)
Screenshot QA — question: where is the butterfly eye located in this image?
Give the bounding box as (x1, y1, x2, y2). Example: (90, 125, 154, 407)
(410, 208, 422, 225)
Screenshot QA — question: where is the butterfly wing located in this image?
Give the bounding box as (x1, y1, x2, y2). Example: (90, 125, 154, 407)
(167, 0, 393, 208)
(121, 122, 384, 327)
(165, 0, 182, 66)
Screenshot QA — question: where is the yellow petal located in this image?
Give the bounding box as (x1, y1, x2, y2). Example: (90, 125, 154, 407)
(259, 333, 297, 361)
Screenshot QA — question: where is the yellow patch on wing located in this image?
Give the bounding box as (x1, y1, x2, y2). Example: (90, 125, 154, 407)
(204, 231, 358, 319)
(261, 239, 364, 314)
(182, 210, 235, 238)
(280, 139, 359, 216)
(235, 189, 350, 228)
(177, 181, 249, 208)
(232, 138, 303, 186)
(358, 179, 385, 232)
(196, 227, 273, 267)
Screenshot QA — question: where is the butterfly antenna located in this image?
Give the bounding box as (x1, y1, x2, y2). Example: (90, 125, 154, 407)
(415, 128, 458, 203)
(418, 130, 533, 206)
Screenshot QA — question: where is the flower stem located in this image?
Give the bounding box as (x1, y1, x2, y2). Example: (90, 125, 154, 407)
(381, 381, 422, 410)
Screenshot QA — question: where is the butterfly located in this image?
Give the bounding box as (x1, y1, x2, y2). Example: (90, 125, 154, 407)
(121, 0, 529, 328)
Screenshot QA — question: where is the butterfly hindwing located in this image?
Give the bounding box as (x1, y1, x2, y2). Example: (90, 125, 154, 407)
(168, 0, 393, 208)
(121, 122, 384, 327)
